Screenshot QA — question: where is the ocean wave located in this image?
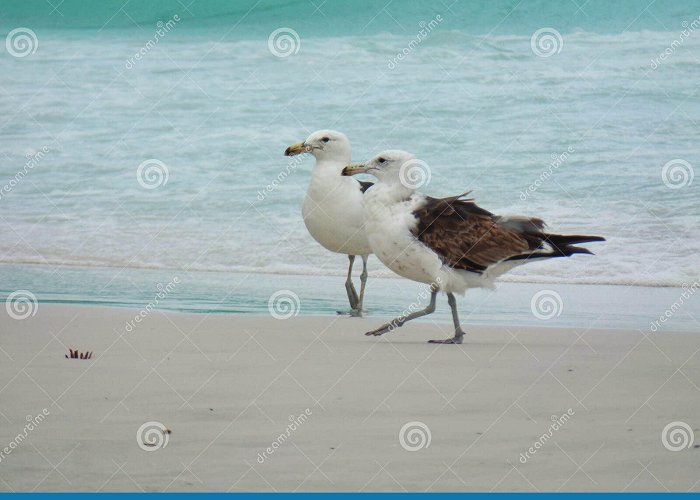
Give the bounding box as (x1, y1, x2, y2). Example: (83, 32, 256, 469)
(0, 258, 690, 288)
(1, 17, 698, 296)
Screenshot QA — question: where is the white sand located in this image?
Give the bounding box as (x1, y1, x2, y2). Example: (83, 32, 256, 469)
(0, 304, 698, 491)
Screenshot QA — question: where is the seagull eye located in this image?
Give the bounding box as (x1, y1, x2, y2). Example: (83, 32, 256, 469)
(378, 157, 386, 164)
(321, 137, 330, 143)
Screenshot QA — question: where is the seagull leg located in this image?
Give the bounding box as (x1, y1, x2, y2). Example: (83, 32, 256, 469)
(356, 255, 369, 315)
(365, 288, 438, 337)
(337, 255, 361, 316)
(428, 293, 465, 344)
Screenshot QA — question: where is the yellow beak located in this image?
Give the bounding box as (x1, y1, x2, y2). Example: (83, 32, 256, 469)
(284, 141, 310, 156)
(341, 163, 369, 176)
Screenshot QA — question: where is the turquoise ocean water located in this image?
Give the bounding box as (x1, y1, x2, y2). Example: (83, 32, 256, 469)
(0, 1, 698, 328)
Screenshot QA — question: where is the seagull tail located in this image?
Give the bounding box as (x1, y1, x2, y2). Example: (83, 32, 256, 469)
(543, 233, 606, 248)
(541, 233, 605, 258)
(506, 234, 605, 262)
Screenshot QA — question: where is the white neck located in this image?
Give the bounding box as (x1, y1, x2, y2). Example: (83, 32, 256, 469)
(311, 155, 350, 181)
(369, 180, 414, 203)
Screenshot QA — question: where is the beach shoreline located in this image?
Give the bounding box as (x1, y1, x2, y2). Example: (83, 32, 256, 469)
(2, 263, 697, 333)
(1, 304, 698, 491)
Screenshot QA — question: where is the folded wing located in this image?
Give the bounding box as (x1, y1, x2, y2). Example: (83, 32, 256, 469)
(411, 193, 605, 274)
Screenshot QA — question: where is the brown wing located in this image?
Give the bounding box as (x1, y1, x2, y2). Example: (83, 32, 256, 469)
(411, 195, 535, 273)
(411, 194, 605, 273)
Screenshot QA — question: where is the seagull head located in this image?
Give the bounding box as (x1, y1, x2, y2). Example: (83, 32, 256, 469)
(342, 150, 416, 185)
(284, 130, 351, 163)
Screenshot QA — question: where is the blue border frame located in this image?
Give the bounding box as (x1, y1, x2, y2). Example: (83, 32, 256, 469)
(1, 494, 698, 498)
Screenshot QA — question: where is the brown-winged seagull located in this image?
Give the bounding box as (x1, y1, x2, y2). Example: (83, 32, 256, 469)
(342, 150, 605, 344)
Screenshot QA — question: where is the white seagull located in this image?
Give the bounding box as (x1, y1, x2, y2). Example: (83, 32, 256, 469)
(285, 130, 372, 316)
(342, 150, 605, 344)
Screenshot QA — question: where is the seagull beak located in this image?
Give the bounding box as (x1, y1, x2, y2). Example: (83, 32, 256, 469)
(341, 163, 368, 176)
(284, 141, 310, 156)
